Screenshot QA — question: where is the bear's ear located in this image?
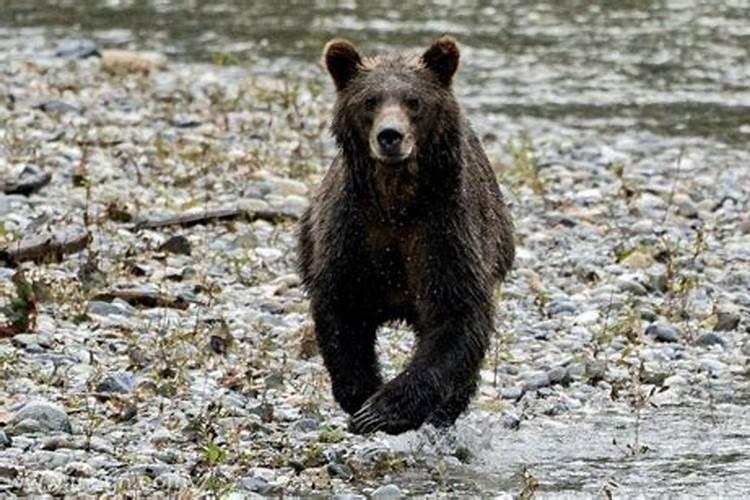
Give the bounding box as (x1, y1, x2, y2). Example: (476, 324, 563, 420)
(421, 35, 460, 86)
(323, 39, 362, 91)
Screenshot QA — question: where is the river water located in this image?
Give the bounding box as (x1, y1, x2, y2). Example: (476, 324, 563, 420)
(2, 1, 749, 497)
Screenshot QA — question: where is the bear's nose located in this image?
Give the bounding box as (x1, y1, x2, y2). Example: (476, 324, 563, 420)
(377, 127, 404, 151)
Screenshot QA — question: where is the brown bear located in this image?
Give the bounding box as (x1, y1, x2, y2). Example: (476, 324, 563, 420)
(297, 36, 514, 434)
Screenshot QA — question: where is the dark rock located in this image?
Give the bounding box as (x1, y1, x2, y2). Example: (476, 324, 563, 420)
(645, 323, 680, 343)
(326, 462, 353, 480)
(695, 332, 726, 348)
(0, 431, 11, 448)
(714, 312, 740, 332)
(502, 412, 521, 430)
(158, 235, 191, 256)
(96, 371, 136, 394)
(0, 464, 20, 480)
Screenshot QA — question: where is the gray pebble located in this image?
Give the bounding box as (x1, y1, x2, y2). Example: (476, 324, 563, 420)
(695, 332, 726, 348)
(96, 371, 136, 394)
(327, 462, 353, 480)
(64, 461, 95, 478)
(293, 417, 320, 432)
(547, 366, 568, 385)
(12, 400, 72, 434)
(10, 333, 49, 352)
(548, 300, 577, 316)
(501, 386, 524, 400)
(523, 371, 551, 391)
(78, 478, 109, 495)
(618, 278, 648, 296)
(645, 323, 680, 343)
(239, 475, 281, 495)
(156, 472, 191, 490)
(0, 431, 11, 448)
(372, 483, 403, 499)
(700, 358, 725, 374)
(87, 300, 135, 318)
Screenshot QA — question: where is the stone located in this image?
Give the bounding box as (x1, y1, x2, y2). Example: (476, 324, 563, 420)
(64, 461, 95, 478)
(523, 371, 550, 391)
(695, 332, 726, 348)
(156, 472, 191, 490)
(11, 400, 72, 434)
(0, 431, 11, 448)
(547, 366, 569, 385)
(501, 386, 523, 400)
(239, 475, 282, 495)
(714, 312, 740, 332)
(158, 235, 191, 255)
(96, 371, 136, 394)
(293, 417, 320, 432)
(372, 483, 403, 499)
(645, 323, 680, 343)
(326, 462, 353, 480)
(87, 300, 135, 318)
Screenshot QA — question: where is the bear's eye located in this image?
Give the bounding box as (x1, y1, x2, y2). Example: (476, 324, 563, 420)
(406, 97, 421, 113)
(364, 97, 378, 111)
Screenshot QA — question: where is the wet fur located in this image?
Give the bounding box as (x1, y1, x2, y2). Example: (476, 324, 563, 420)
(298, 37, 514, 434)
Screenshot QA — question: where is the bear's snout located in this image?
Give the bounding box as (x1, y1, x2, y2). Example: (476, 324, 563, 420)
(376, 127, 404, 152)
(369, 104, 415, 164)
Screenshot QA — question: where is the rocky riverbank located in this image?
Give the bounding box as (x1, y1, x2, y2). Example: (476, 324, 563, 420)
(1, 35, 749, 497)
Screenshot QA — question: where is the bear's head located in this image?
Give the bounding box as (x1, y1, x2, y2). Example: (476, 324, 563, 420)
(323, 36, 461, 171)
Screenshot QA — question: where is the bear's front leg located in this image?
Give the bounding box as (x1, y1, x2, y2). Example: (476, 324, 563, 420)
(350, 310, 491, 434)
(313, 301, 383, 415)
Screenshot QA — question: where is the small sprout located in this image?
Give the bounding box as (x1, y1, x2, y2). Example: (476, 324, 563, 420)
(454, 446, 472, 464)
(318, 427, 344, 444)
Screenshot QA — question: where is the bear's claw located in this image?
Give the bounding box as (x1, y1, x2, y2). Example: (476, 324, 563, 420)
(350, 403, 386, 434)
